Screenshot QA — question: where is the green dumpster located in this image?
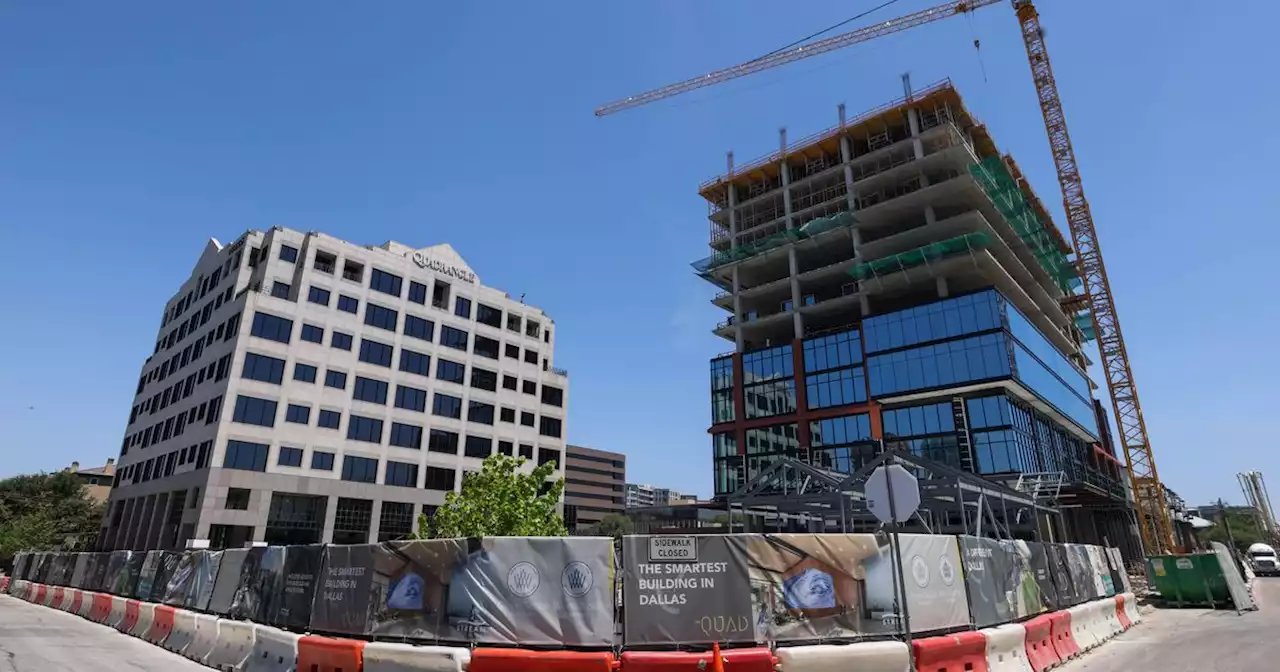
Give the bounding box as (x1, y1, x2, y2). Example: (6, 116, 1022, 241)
(1145, 553, 1231, 607)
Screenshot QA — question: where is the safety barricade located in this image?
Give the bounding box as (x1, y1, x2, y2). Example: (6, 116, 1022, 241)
(107, 596, 128, 629)
(120, 600, 141, 634)
(185, 614, 222, 662)
(91, 593, 113, 624)
(0, 576, 9, 593)
(69, 589, 85, 615)
(245, 625, 301, 672)
(297, 635, 366, 672)
(1100, 598, 1123, 638)
(1089, 600, 1118, 644)
(469, 649, 618, 672)
(164, 608, 199, 655)
(131, 602, 156, 639)
(1049, 610, 1079, 661)
(206, 619, 257, 671)
(50, 587, 66, 610)
(913, 632, 990, 672)
(1113, 596, 1131, 630)
(145, 605, 176, 646)
(1121, 592, 1141, 626)
(9, 580, 26, 599)
(1021, 614, 1060, 672)
(77, 592, 97, 619)
(42, 586, 58, 607)
(981, 624, 1032, 672)
(34, 584, 48, 605)
(620, 647, 775, 672)
(1065, 604, 1098, 651)
(774, 641, 909, 672)
(363, 642, 472, 672)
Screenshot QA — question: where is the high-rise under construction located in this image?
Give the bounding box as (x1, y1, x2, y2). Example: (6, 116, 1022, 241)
(696, 80, 1135, 556)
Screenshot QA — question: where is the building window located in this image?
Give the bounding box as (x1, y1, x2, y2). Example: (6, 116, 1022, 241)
(370, 268, 403, 298)
(271, 281, 291, 299)
(384, 461, 419, 488)
(389, 422, 423, 449)
(428, 429, 459, 455)
(314, 251, 337, 274)
(333, 497, 372, 544)
(503, 375, 518, 391)
(473, 335, 499, 360)
(867, 332, 1012, 397)
(285, 404, 310, 425)
(232, 395, 277, 427)
(279, 244, 298, 263)
(408, 281, 428, 305)
(539, 416, 562, 438)
(498, 440, 514, 456)
(526, 320, 541, 339)
(294, 362, 317, 383)
(307, 286, 330, 306)
(378, 501, 415, 542)
(476, 304, 502, 328)
(809, 414, 875, 473)
(301, 323, 324, 343)
(278, 446, 304, 467)
(432, 393, 462, 419)
(541, 385, 564, 407)
(505, 343, 520, 359)
(863, 290, 1002, 354)
(346, 414, 384, 443)
(250, 312, 293, 344)
(394, 385, 427, 413)
(331, 331, 353, 351)
(538, 447, 561, 468)
(358, 338, 394, 367)
(223, 440, 269, 472)
(519, 443, 534, 459)
(440, 325, 468, 350)
(883, 402, 956, 437)
(353, 376, 389, 405)
(341, 456, 379, 484)
(468, 401, 495, 425)
(507, 313, 522, 333)
(311, 450, 335, 470)
(471, 367, 498, 392)
(436, 359, 465, 384)
(454, 296, 472, 319)
(803, 329, 863, 372)
(424, 466, 455, 491)
(364, 303, 399, 332)
(522, 380, 537, 395)
(337, 294, 359, 314)
(432, 281, 450, 309)
(712, 389, 734, 424)
(464, 435, 492, 458)
(324, 369, 348, 390)
(404, 314, 434, 342)
(226, 488, 251, 510)
(500, 407, 516, 423)
(520, 411, 535, 427)
(318, 409, 341, 430)
(241, 353, 286, 384)
(742, 344, 793, 381)
(399, 349, 431, 377)
(806, 367, 867, 409)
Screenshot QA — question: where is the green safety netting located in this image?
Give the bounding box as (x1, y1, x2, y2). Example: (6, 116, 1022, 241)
(848, 232, 991, 281)
(968, 156, 1079, 292)
(1074, 313, 1096, 341)
(691, 211, 856, 275)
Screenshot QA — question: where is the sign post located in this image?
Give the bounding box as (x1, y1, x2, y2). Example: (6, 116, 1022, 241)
(866, 456, 921, 668)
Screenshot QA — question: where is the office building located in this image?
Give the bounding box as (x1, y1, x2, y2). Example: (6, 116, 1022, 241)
(697, 80, 1131, 549)
(563, 445, 626, 531)
(98, 227, 569, 550)
(625, 483, 695, 509)
(66, 460, 117, 505)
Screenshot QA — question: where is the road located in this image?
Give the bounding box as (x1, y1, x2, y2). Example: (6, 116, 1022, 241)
(0, 594, 209, 671)
(1063, 577, 1280, 671)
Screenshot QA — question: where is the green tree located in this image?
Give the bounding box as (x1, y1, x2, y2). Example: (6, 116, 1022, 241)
(1200, 508, 1267, 552)
(591, 513, 633, 538)
(0, 471, 104, 567)
(416, 454, 567, 538)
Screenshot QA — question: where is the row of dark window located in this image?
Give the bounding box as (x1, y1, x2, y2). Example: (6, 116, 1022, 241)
(123, 388, 226, 458)
(115, 439, 213, 489)
(160, 241, 243, 330)
(140, 298, 242, 399)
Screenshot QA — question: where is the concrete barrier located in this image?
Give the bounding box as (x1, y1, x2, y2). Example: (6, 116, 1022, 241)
(185, 614, 222, 663)
(774, 641, 910, 672)
(245, 625, 301, 672)
(106, 596, 128, 629)
(363, 642, 473, 672)
(1121, 592, 1141, 625)
(981, 623, 1033, 672)
(206, 619, 257, 671)
(130, 602, 156, 639)
(164, 608, 199, 655)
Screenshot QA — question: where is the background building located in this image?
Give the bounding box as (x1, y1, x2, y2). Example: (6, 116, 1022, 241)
(98, 227, 569, 550)
(563, 445, 625, 532)
(67, 460, 116, 505)
(696, 82, 1134, 555)
(625, 483, 696, 509)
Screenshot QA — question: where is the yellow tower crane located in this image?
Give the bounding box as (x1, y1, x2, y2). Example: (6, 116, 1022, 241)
(596, 0, 1176, 555)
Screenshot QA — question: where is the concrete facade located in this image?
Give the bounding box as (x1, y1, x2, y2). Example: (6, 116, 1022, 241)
(563, 445, 625, 531)
(624, 483, 695, 509)
(99, 226, 568, 550)
(66, 460, 116, 505)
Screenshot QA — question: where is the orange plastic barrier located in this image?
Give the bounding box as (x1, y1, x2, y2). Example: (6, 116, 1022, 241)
(91, 593, 113, 623)
(1049, 611, 1079, 660)
(913, 632, 989, 672)
(468, 648, 618, 672)
(296, 635, 366, 672)
(70, 590, 84, 614)
(121, 600, 141, 633)
(145, 605, 176, 645)
(1022, 614, 1060, 672)
(620, 647, 775, 671)
(1114, 595, 1132, 630)
(0, 577, 9, 592)
(51, 587, 66, 610)
(34, 584, 48, 604)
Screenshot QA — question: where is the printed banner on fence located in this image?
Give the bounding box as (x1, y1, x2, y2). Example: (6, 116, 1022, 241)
(164, 551, 197, 605)
(151, 552, 180, 602)
(192, 551, 223, 611)
(1106, 547, 1130, 594)
(958, 536, 1047, 627)
(273, 545, 322, 629)
(228, 546, 268, 620)
(1046, 544, 1080, 606)
(207, 549, 248, 616)
(135, 551, 161, 599)
(1087, 546, 1115, 596)
(12, 553, 30, 582)
(70, 553, 89, 589)
(868, 534, 972, 634)
(1065, 544, 1099, 601)
(1026, 541, 1059, 611)
(90, 552, 111, 592)
(112, 551, 145, 597)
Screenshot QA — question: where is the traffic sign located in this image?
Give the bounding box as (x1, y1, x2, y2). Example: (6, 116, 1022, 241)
(865, 463, 920, 524)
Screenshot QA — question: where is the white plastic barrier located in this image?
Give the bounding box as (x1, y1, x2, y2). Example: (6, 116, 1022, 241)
(206, 619, 257, 671)
(1100, 598, 1124, 638)
(245, 625, 300, 672)
(774, 641, 910, 672)
(10, 581, 27, 599)
(106, 596, 128, 629)
(981, 623, 1034, 672)
(41, 587, 57, 607)
(77, 592, 96, 618)
(185, 614, 221, 663)
(1122, 592, 1141, 625)
(63, 589, 81, 612)
(1085, 600, 1113, 645)
(363, 642, 472, 672)
(130, 602, 156, 638)
(164, 608, 199, 655)
(1067, 604, 1099, 650)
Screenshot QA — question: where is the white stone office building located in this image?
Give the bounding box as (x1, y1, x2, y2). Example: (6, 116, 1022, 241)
(98, 227, 569, 550)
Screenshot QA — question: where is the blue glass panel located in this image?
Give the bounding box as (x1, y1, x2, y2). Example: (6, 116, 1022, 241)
(742, 345, 793, 382)
(1012, 343, 1099, 439)
(867, 333, 1012, 397)
(803, 329, 862, 372)
(810, 414, 873, 446)
(1005, 303, 1091, 401)
(805, 367, 867, 409)
(863, 290, 1001, 354)
(710, 356, 734, 391)
(882, 402, 954, 438)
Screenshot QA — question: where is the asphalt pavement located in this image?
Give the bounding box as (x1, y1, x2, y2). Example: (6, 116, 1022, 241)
(0, 593, 210, 671)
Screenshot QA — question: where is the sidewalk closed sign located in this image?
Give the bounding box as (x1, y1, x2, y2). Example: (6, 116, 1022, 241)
(648, 537, 697, 562)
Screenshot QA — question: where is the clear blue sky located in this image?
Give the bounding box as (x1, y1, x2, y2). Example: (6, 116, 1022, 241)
(1, 1, 1275, 506)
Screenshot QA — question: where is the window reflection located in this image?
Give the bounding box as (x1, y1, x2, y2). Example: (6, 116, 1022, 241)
(803, 329, 862, 372)
(883, 402, 955, 436)
(710, 356, 734, 391)
(744, 379, 797, 419)
(742, 345, 793, 381)
(1012, 343, 1098, 438)
(1005, 304, 1090, 400)
(805, 367, 867, 409)
(712, 390, 735, 423)
(863, 290, 1001, 354)
(867, 333, 1011, 397)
